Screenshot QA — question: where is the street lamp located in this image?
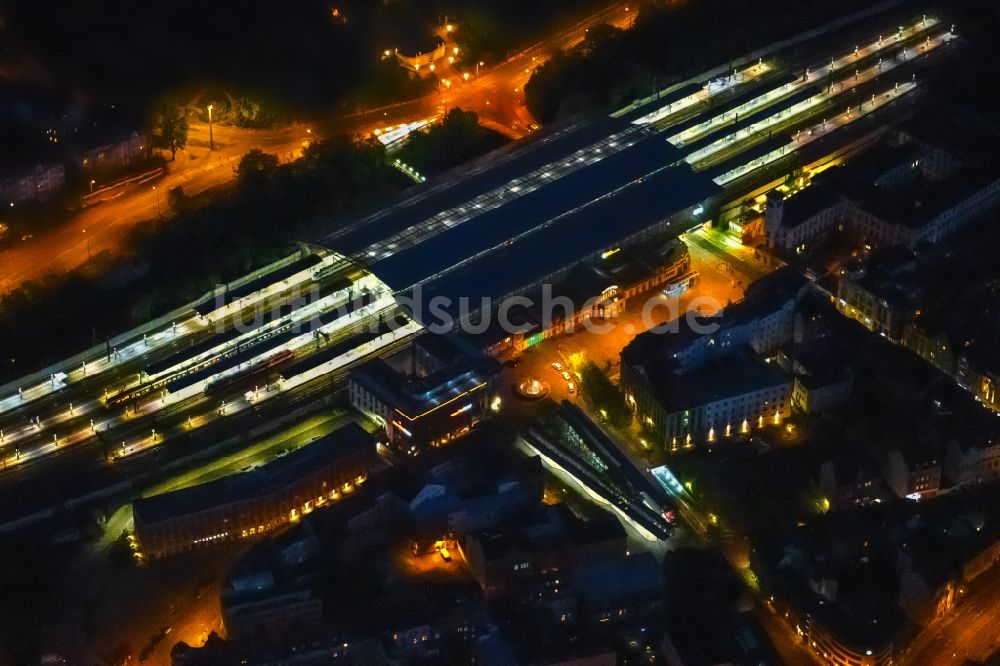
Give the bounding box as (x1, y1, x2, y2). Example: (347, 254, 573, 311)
(476, 61, 484, 77)
(89, 179, 96, 194)
(207, 104, 215, 151)
(153, 185, 161, 217)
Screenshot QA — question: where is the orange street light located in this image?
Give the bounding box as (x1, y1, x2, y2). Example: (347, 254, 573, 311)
(207, 104, 215, 151)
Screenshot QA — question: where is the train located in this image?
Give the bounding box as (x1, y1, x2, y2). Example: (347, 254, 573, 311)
(104, 319, 300, 408)
(312, 262, 341, 283)
(104, 289, 377, 409)
(205, 349, 296, 396)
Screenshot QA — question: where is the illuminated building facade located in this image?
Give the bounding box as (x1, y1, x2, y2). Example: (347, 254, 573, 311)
(133, 423, 383, 558)
(957, 348, 1000, 413)
(468, 240, 691, 358)
(349, 335, 499, 451)
(624, 346, 793, 445)
(836, 249, 918, 343)
(391, 37, 446, 73)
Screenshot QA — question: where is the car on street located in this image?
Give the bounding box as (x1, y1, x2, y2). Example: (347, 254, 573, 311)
(567, 382, 575, 393)
(561, 371, 571, 381)
(552, 362, 563, 371)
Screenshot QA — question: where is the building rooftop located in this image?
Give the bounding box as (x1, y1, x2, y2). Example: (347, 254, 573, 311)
(574, 551, 666, 608)
(327, 117, 636, 257)
(404, 163, 717, 324)
(777, 183, 841, 229)
(755, 513, 906, 652)
(842, 139, 920, 187)
(623, 266, 805, 366)
(371, 133, 688, 290)
(858, 168, 1000, 233)
(639, 346, 791, 414)
(133, 422, 375, 526)
(898, 104, 1000, 165)
(325, 114, 716, 321)
(351, 334, 498, 420)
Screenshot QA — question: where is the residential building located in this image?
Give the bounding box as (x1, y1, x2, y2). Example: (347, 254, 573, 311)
(818, 457, 884, 511)
(622, 266, 804, 379)
(903, 317, 960, 376)
(73, 126, 149, 176)
(573, 553, 666, 626)
(750, 520, 905, 666)
(764, 133, 1000, 253)
(860, 173, 1000, 248)
(836, 248, 918, 342)
(779, 339, 854, 414)
(221, 524, 324, 641)
(945, 437, 1000, 487)
(460, 504, 626, 601)
(0, 161, 66, 205)
(957, 346, 1000, 413)
(882, 448, 941, 499)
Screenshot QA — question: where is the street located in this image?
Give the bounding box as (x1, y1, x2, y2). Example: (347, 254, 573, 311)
(903, 569, 1000, 665)
(0, 1, 634, 293)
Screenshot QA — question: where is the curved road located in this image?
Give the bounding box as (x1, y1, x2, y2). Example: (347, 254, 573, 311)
(0, 1, 633, 294)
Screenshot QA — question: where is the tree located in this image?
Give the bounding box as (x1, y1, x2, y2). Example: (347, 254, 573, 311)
(166, 186, 188, 214)
(579, 361, 631, 429)
(236, 149, 279, 189)
(395, 108, 507, 176)
(151, 103, 189, 161)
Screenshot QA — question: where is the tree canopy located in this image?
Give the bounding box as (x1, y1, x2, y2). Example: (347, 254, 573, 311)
(150, 102, 189, 161)
(395, 108, 507, 176)
(525, 0, 888, 124)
